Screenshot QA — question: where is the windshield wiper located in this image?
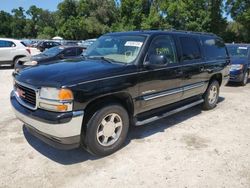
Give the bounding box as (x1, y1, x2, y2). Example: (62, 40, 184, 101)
(87, 56, 115, 64)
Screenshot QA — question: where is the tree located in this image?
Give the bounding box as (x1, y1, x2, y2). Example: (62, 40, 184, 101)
(11, 7, 26, 38)
(0, 11, 13, 37)
(226, 0, 250, 42)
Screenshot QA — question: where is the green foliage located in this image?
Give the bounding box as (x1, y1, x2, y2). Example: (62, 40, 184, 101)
(0, 0, 249, 42)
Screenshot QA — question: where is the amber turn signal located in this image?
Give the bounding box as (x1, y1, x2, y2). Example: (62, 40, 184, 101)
(58, 89, 73, 100)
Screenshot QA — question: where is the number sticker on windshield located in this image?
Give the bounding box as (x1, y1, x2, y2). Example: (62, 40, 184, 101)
(238, 47, 248, 50)
(125, 41, 143, 47)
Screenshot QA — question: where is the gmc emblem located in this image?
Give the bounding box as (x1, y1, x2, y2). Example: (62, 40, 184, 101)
(17, 88, 25, 98)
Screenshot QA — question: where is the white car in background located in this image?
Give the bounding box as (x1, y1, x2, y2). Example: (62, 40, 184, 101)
(0, 38, 31, 67)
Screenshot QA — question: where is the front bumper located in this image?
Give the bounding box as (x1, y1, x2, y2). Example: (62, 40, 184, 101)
(11, 91, 84, 150)
(222, 75, 230, 85)
(229, 72, 244, 82)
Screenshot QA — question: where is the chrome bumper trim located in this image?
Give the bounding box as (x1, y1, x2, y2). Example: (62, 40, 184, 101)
(12, 106, 84, 138)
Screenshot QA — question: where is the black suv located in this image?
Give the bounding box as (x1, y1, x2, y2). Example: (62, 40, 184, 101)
(11, 30, 230, 156)
(36, 41, 61, 52)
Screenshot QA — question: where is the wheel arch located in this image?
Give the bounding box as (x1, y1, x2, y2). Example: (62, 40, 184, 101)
(80, 92, 134, 139)
(209, 73, 222, 86)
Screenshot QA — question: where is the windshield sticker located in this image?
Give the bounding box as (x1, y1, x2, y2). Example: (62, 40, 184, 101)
(125, 41, 143, 47)
(238, 47, 248, 50)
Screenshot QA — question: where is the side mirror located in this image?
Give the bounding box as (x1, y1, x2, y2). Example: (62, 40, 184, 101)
(144, 54, 168, 68)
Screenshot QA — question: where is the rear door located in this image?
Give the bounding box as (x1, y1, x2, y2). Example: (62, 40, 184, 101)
(178, 35, 207, 99)
(137, 34, 183, 113)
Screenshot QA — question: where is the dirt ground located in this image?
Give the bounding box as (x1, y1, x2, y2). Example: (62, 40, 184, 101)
(0, 68, 249, 188)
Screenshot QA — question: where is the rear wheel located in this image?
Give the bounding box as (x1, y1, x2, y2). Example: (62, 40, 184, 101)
(84, 104, 129, 156)
(203, 80, 220, 110)
(241, 71, 249, 86)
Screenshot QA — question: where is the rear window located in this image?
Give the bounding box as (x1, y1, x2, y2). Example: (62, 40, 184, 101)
(180, 37, 202, 61)
(202, 37, 227, 60)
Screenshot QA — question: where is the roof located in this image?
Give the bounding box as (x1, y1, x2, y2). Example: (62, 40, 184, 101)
(105, 30, 217, 37)
(0, 38, 21, 42)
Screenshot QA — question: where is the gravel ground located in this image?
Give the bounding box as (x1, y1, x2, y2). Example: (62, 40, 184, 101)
(0, 68, 249, 188)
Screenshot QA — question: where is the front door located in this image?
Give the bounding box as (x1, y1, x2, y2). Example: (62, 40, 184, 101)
(137, 35, 183, 114)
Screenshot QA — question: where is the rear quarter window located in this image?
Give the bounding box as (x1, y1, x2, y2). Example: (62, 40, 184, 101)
(202, 37, 227, 60)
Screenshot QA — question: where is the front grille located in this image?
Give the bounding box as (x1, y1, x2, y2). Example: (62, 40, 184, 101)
(15, 82, 36, 108)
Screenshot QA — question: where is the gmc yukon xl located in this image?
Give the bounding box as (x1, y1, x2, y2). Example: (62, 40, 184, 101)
(11, 30, 230, 156)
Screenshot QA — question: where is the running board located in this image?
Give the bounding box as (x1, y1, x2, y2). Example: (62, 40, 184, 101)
(135, 99, 204, 126)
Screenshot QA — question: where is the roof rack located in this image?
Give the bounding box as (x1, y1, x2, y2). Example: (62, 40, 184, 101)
(165, 29, 216, 36)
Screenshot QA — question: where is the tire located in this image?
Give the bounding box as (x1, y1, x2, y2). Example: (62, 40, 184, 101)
(13, 57, 20, 68)
(84, 104, 129, 156)
(241, 71, 248, 86)
(202, 80, 220, 110)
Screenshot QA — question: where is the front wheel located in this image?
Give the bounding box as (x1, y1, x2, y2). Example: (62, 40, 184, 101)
(203, 80, 220, 110)
(84, 104, 129, 156)
(241, 71, 249, 86)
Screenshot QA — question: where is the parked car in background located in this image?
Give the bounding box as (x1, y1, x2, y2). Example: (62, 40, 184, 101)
(0, 38, 31, 67)
(15, 46, 84, 72)
(11, 30, 230, 156)
(36, 40, 61, 52)
(226, 44, 250, 85)
(79, 38, 97, 49)
(61, 40, 79, 46)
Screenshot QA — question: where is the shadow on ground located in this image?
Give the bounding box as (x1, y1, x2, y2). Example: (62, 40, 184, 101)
(226, 79, 250, 87)
(0, 66, 13, 70)
(23, 97, 225, 165)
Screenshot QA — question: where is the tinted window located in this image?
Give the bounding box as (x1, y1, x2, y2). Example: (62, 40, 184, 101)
(0, 40, 15, 48)
(76, 48, 83, 55)
(203, 37, 227, 60)
(63, 48, 76, 56)
(180, 37, 201, 61)
(147, 35, 177, 64)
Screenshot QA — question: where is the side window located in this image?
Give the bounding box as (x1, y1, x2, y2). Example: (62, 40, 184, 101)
(76, 48, 83, 55)
(202, 37, 227, 60)
(147, 35, 177, 64)
(180, 37, 202, 61)
(0, 40, 15, 48)
(63, 48, 76, 57)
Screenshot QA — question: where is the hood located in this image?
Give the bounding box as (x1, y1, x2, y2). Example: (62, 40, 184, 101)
(19, 53, 52, 63)
(230, 56, 248, 65)
(14, 59, 135, 88)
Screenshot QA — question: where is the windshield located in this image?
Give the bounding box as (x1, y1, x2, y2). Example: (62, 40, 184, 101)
(227, 45, 249, 58)
(83, 35, 146, 64)
(42, 46, 64, 56)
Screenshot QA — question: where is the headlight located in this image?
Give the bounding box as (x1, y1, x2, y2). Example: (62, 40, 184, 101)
(39, 87, 73, 112)
(39, 87, 73, 101)
(23, 61, 38, 66)
(230, 64, 243, 71)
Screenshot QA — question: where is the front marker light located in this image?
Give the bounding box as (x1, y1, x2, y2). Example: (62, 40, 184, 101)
(39, 102, 69, 112)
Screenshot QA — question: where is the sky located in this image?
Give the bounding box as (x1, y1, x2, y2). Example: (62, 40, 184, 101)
(0, 0, 63, 13)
